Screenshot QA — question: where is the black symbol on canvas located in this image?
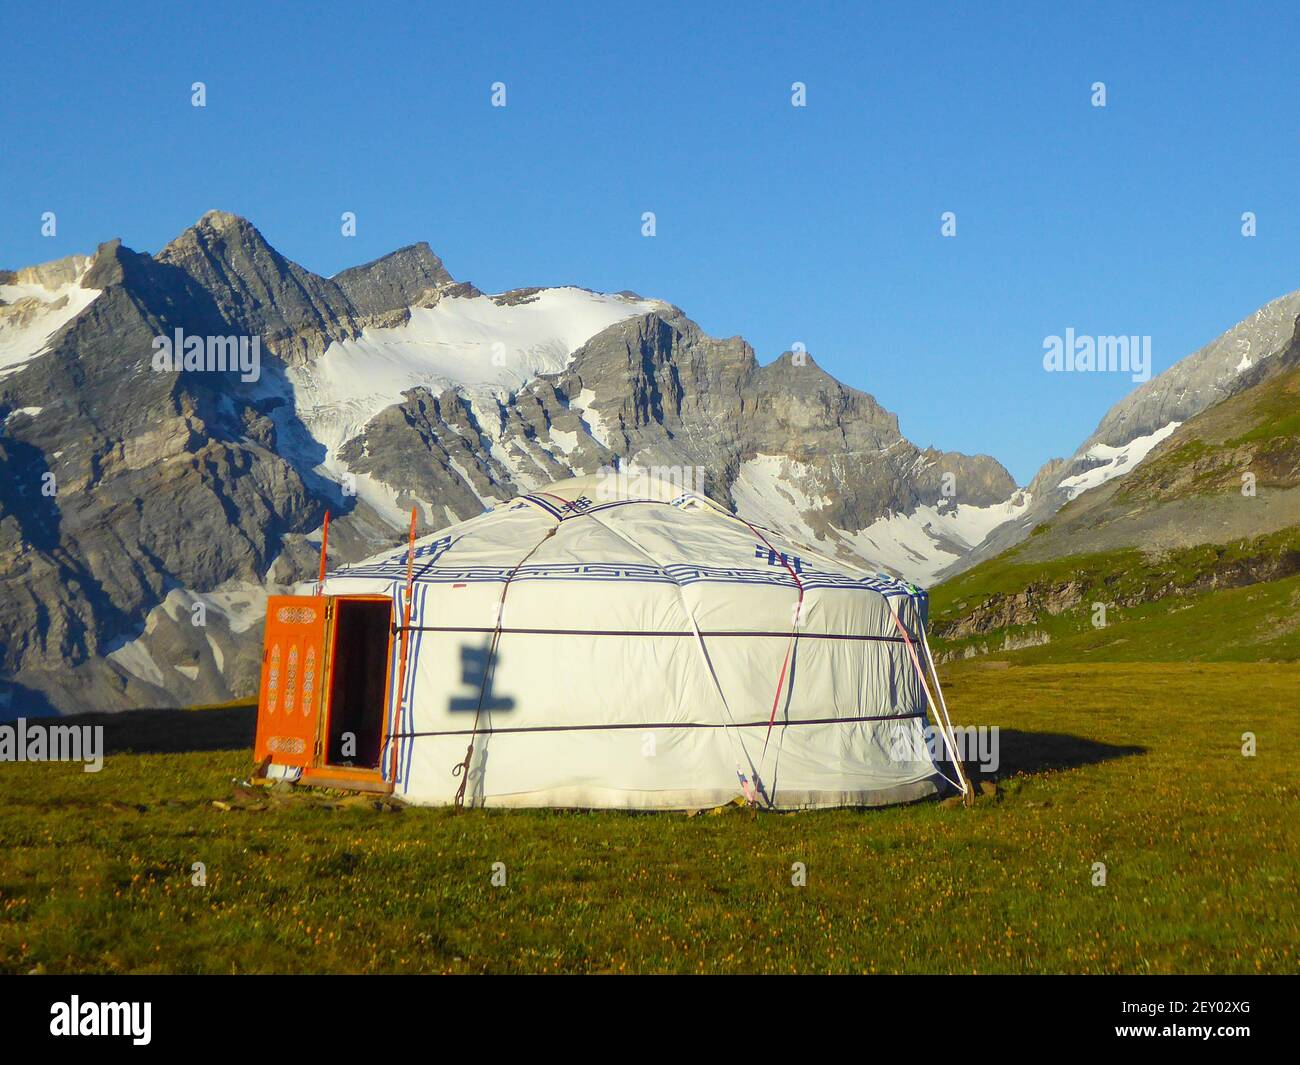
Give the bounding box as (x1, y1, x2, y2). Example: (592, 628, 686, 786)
(449, 645, 516, 713)
(755, 544, 804, 573)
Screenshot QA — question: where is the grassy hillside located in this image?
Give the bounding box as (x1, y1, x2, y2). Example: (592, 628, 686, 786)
(1117, 359, 1300, 503)
(931, 357, 1300, 664)
(930, 529, 1300, 663)
(1, 662, 1296, 974)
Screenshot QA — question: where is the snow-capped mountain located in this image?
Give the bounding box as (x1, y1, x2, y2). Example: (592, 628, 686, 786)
(945, 288, 1300, 578)
(0, 255, 101, 377)
(0, 211, 1018, 713)
(931, 318, 1300, 660)
(261, 286, 667, 526)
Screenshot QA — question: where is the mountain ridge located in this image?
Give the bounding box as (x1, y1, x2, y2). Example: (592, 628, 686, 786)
(0, 211, 1017, 713)
(3, 210, 1296, 712)
(943, 288, 1300, 579)
(930, 318, 1300, 664)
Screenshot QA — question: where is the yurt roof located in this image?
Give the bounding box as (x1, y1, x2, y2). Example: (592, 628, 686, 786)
(328, 471, 924, 601)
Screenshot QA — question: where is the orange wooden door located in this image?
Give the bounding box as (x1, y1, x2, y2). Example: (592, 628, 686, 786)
(254, 596, 332, 766)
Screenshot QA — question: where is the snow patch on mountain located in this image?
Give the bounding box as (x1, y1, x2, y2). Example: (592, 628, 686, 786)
(0, 263, 102, 377)
(161, 581, 271, 635)
(571, 387, 612, 447)
(347, 469, 413, 527)
(548, 428, 580, 455)
(832, 493, 1033, 586)
(261, 287, 659, 526)
(444, 454, 495, 507)
(729, 453, 1033, 586)
(931, 494, 1034, 547)
(731, 454, 831, 544)
(1058, 421, 1181, 499)
(288, 288, 659, 460)
(3, 406, 43, 429)
(105, 634, 165, 688)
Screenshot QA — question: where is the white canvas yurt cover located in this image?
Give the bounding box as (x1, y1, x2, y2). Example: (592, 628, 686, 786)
(251, 472, 967, 809)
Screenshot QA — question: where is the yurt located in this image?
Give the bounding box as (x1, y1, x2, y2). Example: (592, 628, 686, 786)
(251, 471, 968, 809)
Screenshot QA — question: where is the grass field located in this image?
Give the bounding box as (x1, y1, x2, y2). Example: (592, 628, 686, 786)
(2, 661, 1296, 974)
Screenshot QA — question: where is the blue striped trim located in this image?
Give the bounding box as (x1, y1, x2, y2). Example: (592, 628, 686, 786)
(521, 494, 565, 519)
(329, 561, 919, 595)
(576, 497, 675, 518)
(400, 585, 425, 791)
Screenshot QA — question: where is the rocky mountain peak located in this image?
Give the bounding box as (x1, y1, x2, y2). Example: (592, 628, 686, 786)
(81, 239, 156, 290)
(156, 210, 289, 280)
(197, 208, 243, 230)
(1085, 288, 1300, 451)
(332, 242, 456, 314)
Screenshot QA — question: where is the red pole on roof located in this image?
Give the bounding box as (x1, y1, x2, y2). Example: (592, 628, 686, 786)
(388, 506, 419, 786)
(316, 510, 331, 594)
(404, 506, 418, 597)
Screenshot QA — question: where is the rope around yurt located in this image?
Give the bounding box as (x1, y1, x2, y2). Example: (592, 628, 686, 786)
(728, 501, 970, 804)
(726, 514, 805, 758)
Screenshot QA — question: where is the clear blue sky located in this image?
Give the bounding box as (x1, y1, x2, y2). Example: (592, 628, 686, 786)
(3, 1, 1297, 483)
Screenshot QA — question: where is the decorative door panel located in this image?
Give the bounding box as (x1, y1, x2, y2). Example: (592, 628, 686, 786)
(254, 596, 331, 766)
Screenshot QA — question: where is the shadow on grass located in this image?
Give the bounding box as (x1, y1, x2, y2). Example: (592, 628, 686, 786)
(969, 729, 1146, 782)
(21, 710, 1146, 798)
(47, 705, 258, 755)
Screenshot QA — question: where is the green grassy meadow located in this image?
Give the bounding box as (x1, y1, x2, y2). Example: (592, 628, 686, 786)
(2, 661, 1296, 974)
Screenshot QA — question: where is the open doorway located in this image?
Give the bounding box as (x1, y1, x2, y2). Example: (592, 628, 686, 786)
(324, 598, 393, 769)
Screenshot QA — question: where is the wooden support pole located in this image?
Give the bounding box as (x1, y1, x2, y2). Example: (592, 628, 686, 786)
(316, 510, 331, 594)
(388, 507, 419, 786)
